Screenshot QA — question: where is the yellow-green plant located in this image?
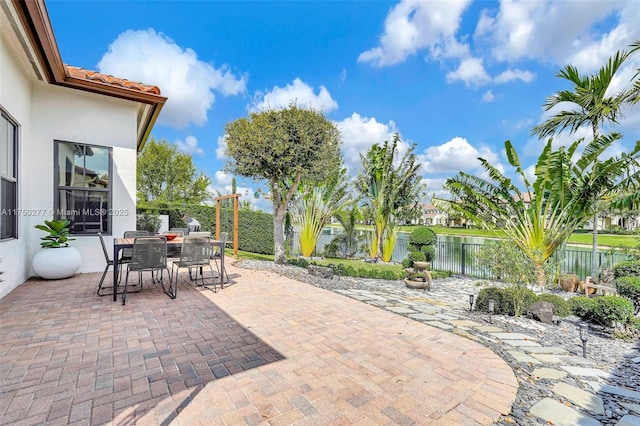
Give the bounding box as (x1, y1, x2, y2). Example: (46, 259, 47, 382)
(382, 222, 398, 263)
(290, 168, 349, 257)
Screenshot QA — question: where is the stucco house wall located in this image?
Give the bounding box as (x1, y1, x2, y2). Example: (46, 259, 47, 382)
(0, 0, 165, 299)
(0, 19, 33, 295)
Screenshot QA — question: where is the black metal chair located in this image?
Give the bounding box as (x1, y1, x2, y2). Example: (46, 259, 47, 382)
(122, 236, 170, 305)
(169, 236, 216, 299)
(211, 232, 229, 286)
(96, 232, 135, 296)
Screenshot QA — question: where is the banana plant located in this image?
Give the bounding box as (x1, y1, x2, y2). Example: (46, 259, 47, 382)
(436, 135, 640, 284)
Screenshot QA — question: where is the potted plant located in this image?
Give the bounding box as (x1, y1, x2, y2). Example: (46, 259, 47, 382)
(32, 219, 82, 279)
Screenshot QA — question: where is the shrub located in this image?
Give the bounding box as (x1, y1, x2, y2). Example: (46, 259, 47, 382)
(405, 227, 437, 267)
(476, 240, 548, 286)
(535, 294, 572, 317)
(501, 286, 537, 317)
(616, 276, 640, 314)
(408, 227, 437, 247)
(423, 245, 436, 263)
(613, 260, 640, 278)
(570, 296, 634, 328)
(569, 296, 597, 319)
(475, 287, 505, 313)
(323, 241, 339, 258)
(591, 296, 634, 327)
(136, 212, 161, 233)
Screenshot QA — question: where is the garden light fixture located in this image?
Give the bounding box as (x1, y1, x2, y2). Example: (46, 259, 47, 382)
(469, 294, 474, 311)
(488, 299, 495, 324)
(579, 323, 589, 358)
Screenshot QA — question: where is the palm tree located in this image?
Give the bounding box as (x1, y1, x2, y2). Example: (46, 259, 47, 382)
(435, 136, 640, 284)
(331, 205, 362, 257)
(532, 41, 640, 280)
(355, 133, 425, 261)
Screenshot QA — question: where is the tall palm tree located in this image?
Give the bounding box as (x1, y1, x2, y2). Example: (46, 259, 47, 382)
(435, 136, 640, 284)
(532, 42, 640, 280)
(355, 133, 425, 261)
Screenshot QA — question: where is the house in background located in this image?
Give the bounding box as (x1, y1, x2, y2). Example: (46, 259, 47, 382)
(0, 0, 166, 298)
(420, 203, 447, 226)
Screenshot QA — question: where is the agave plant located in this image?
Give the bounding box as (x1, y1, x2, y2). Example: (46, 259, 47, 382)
(35, 219, 75, 248)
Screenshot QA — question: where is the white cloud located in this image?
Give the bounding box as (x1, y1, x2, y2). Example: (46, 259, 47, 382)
(249, 78, 338, 113)
(215, 135, 227, 160)
(358, 0, 473, 67)
(482, 90, 495, 102)
(97, 29, 246, 129)
(494, 68, 535, 84)
(446, 57, 491, 86)
(175, 135, 204, 156)
(208, 171, 272, 212)
(422, 177, 450, 200)
(335, 112, 401, 172)
(475, 0, 627, 67)
(419, 137, 502, 174)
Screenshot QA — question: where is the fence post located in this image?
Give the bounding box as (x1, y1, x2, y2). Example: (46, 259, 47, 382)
(461, 243, 466, 276)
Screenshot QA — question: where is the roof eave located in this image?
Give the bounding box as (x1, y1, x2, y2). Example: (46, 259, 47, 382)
(13, 0, 166, 152)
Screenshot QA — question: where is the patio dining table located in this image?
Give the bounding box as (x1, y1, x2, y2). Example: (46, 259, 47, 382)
(112, 236, 225, 302)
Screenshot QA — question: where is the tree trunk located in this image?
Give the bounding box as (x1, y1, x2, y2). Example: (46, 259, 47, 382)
(591, 214, 598, 282)
(273, 201, 287, 264)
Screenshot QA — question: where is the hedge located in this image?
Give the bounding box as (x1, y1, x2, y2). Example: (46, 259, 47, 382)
(137, 203, 274, 255)
(615, 276, 640, 314)
(569, 295, 634, 327)
(613, 260, 640, 278)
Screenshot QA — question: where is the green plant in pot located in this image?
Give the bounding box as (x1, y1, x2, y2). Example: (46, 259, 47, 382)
(32, 219, 82, 279)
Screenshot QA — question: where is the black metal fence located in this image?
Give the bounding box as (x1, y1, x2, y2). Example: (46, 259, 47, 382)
(289, 231, 629, 279)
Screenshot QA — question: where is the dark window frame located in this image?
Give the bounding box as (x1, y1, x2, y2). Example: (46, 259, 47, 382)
(0, 108, 18, 241)
(54, 140, 113, 236)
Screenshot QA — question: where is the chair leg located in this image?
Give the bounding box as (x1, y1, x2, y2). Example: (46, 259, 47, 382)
(96, 264, 110, 296)
(122, 268, 130, 305)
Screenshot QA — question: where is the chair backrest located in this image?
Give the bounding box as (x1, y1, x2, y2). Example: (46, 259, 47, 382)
(188, 231, 211, 238)
(170, 227, 189, 236)
(97, 232, 110, 262)
(124, 230, 149, 238)
(212, 232, 228, 256)
(179, 236, 211, 266)
(130, 236, 167, 270)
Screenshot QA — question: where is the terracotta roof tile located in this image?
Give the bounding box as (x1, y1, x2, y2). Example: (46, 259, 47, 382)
(64, 65, 161, 95)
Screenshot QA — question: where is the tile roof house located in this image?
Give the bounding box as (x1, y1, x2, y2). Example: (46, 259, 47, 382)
(0, 0, 166, 298)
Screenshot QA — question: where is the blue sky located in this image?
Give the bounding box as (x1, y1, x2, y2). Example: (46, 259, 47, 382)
(47, 0, 640, 211)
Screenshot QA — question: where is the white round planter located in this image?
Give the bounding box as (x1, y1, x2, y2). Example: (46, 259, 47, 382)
(32, 246, 82, 280)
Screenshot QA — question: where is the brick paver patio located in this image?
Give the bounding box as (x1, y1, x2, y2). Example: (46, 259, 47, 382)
(0, 262, 517, 425)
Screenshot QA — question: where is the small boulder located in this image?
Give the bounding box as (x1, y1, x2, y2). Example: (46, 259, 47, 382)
(307, 264, 334, 279)
(528, 301, 554, 324)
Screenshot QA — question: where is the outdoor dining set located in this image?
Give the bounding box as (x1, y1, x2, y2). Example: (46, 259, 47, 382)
(96, 230, 229, 305)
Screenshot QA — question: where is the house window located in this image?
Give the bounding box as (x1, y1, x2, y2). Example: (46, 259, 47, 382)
(0, 110, 18, 240)
(54, 141, 112, 235)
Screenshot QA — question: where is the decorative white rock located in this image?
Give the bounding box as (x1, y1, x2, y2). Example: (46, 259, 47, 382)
(32, 246, 82, 280)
